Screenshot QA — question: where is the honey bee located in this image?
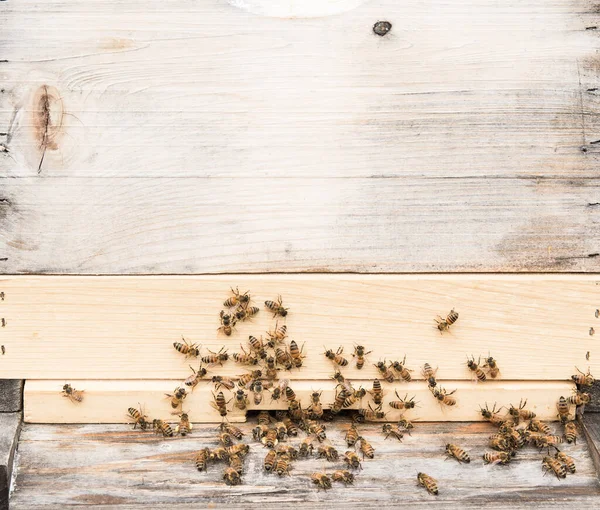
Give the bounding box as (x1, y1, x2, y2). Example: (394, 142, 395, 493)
(343, 450, 362, 470)
(195, 448, 210, 472)
(389, 391, 418, 410)
(382, 422, 403, 441)
(250, 379, 264, 405)
(263, 450, 277, 472)
(542, 456, 567, 479)
(325, 346, 349, 367)
(564, 421, 578, 444)
(223, 287, 250, 308)
(283, 417, 298, 437)
(221, 423, 244, 440)
(398, 417, 416, 435)
(332, 470, 355, 485)
(62, 384, 84, 404)
(165, 386, 187, 409)
(505, 428, 526, 450)
(210, 391, 231, 418)
(237, 370, 262, 389)
(445, 444, 470, 463)
(265, 295, 289, 318)
(239, 305, 260, 322)
(417, 472, 438, 495)
(275, 454, 292, 477)
(308, 391, 324, 419)
(359, 403, 386, 421)
(232, 346, 259, 366)
(311, 472, 332, 490)
(483, 452, 511, 465)
(227, 444, 250, 458)
(369, 379, 384, 405)
(435, 308, 459, 334)
(233, 389, 249, 411)
(274, 421, 288, 441)
(218, 310, 237, 336)
(299, 437, 314, 457)
(330, 388, 347, 415)
(210, 447, 229, 462)
(223, 467, 242, 486)
(391, 355, 412, 382)
(248, 336, 267, 360)
(276, 444, 298, 460)
(528, 420, 551, 435)
(275, 347, 293, 371)
(253, 424, 269, 442)
(489, 434, 511, 452)
(431, 386, 457, 406)
(173, 336, 200, 359)
(508, 399, 535, 423)
(317, 445, 339, 462)
(127, 405, 149, 430)
(466, 355, 486, 382)
(288, 399, 305, 421)
(229, 454, 244, 474)
(422, 363, 438, 388)
(332, 370, 354, 393)
(258, 410, 271, 426)
(264, 356, 278, 380)
(266, 323, 287, 344)
(572, 367, 595, 387)
(374, 360, 395, 383)
(555, 451, 576, 473)
(201, 346, 228, 366)
(308, 421, 327, 442)
(568, 391, 591, 406)
(261, 428, 279, 448)
(219, 431, 234, 447)
(483, 355, 500, 378)
(359, 437, 375, 459)
(288, 340, 305, 368)
(176, 411, 192, 436)
(211, 376, 236, 392)
(283, 386, 296, 402)
(556, 396, 572, 423)
(352, 345, 372, 370)
(478, 402, 504, 426)
(184, 364, 208, 389)
(343, 388, 366, 408)
(152, 419, 174, 437)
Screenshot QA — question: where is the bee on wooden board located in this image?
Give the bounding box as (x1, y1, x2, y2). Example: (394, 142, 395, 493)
(572, 367, 595, 387)
(359, 437, 375, 459)
(195, 448, 210, 472)
(237, 370, 262, 389)
(263, 450, 277, 473)
(343, 387, 366, 408)
(232, 345, 259, 366)
(344, 450, 362, 470)
(288, 340, 305, 368)
(229, 453, 244, 474)
(201, 346, 229, 366)
(568, 391, 591, 406)
(484, 355, 500, 378)
(62, 384, 84, 404)
(173, 337, 200, 359)
(466, 355, 487, 382)
(330, 389, 347, 415)
(165, 386, 187, 409)
(333, 371, 355, 395)
(369, 379, 384, 406)
(184, 364, 208, 389)
(509, 399, 535, 423)
(152, 419, 174, 437)
(219, 431, 234, 447)
(311, 471, 332, 490)
(221, 422, 244, 440)
(227, 444, 250, 460)
(564, 421, 578, 444)
(284, 385, 296, 402)
(283, 417, 298, 436)
(257, 410, 271, 426)
(332, 470, 355, 485)
(248, 336, 267, 360)
(324, 346, 349, 367)
(417, 473, 438, 495)
(218, 310, 236, 336)
(317, 445, 339, 462)
(445, 443, 470, 463)
(422, 363, 438, 388)
(489, 434, 511, 452)
(299, 437, 314, 457)
(358, 402, 386, 421)
(274, 421, 288, 441)
(528, 420, 551, 435)
(211, 376, 236, 392)
(275, 347, 293, 371)
(250, 379, 264, 405)
(210, 391, 231, 418)
(253, 424, 269, 442)
(435, 308, 459, 334)
(223, 467, 242, 486)
(374, 360, 395, 383)
(127, 405, 149, 430)
(542, 456, 567, 479)
(233, 389, 249, 411)
(478, 402, 504, 426)
(389, 391, 418, 410)
(268, 379, 286, 402)
(261, 428, 279, 448)
(431, 386, 457, 407)
(398, 417, 416, 435)
(345, 423, 360, 447)
(223, 287, 251, 308)
(265, 295, 289, 318)
(235, 305, 260, 322)
(266, 323, 287, 345)
(382, 422, 403, 442)
(308, 421, 327, 442)
(483, 452, 511, 465)
(391, 355, 412, 382)
(352, 345, 372, 370)
(556, 396, 572, 424)
(289, 399, 305, 421)
(277, 444, 298, 460)
(556, 451, 576, 473)
(308, 391, 324, 419)
(275, 453, 292, 476)
(176, 411, 192, 436)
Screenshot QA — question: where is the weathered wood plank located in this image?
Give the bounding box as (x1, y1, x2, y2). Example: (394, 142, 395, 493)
(23, 380, 576, 423)
(0, 275, 598, 379)
(9, 421, 600, 509)
(0, 414, 21, 510)
(0, 0, 599, 273)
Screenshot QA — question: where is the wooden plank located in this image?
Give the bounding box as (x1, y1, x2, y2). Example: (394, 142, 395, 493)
(9, 421, 600, 509)
(582, 414, 600, 477)
(23, 379, 576, 423)
(0, 275, 598, 379)
(0, 1, 599, 273)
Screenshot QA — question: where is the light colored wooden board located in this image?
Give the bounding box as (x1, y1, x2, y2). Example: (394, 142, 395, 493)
(23, 379, 576, 423)
(0, 1, 599, 273)
(9, 421, 600, 509)
(0, 275, 599, 380)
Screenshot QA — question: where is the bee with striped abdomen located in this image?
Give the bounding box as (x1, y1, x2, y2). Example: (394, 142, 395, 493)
(572, 367, 595, 387)
(343, 387, 366, 408)
(237, 370, 262, 389)
(431, 386, 457, 407)
(389, 391, 418, 410)
(211, 376, 236, 392)
(352, 345, 372, 370)
(283, 417, 298, 436)
(274, 421, 288, 441)
(228, 453, 244, 474)
(289, 340, 305, 368)
(445, 443, 470, 463)
(483, 355, 500, 378)
(223, 287, 250, 308)
(232, 346, 259, 366)
(435, 308, 459, 334)
(219, 431, 234, 447)
(275, 454, 292, 476)
(308, 421, 327, 442)
(359, 403, 386, 421)
(398, 417, 416, 435)
(330, 388, 347, 415)
(173, 337, 200, 359)
(568, 391, 591, 406)
(235, 306, 260, 322)
(508, 399, 535, 423)
(345, 423, 360, 447)
(556, 396, 572, 424)
(277, 444, 298, 460)
(382, 422, 403, 441)
(62, 384, 84, 404)
(248, 335, 267, 360)
(165, 386, 187, 409)
(369, 379, 384, 405)
(564, 421, 578, 444)
(209, 446, 229, 462)
(422, 363, 438, 388)
(528, 420, 551, 435)
(555, 451, 576, 473)
(250, 379, 264, 405)
(374, 360, 395, 383)
(308, 391, 324, 419)
(417, 472, 438, 495)
(317, 445, 339, 462)
(483, 452, 511, 465)
(223, 467, 242, 486)
(299, 437, 314, 457)
(325, 346, 349, 367)
(184, 364, 208, 389)
(195, 448, 210, 472)
(489, 434, 511, 452)
(221, 422, 244, 440)
(152, 419, 174, 437)
(288, 399, 305, 421)
(261, 428, 279, 448)
(265, 295, 289, 318)
(263, 450, 277, 472)
(176, 411, 192, 436)
(275, 347, 293, 371)
(391, 355, 412, 382)
(218, 310, 236, 336)
(359, 437, 375, 459)
(233, 389, 249, 411)
(210, 391, 231, 418)
(332, 470, 355, 485)
(311, 472, 332, 490)
(467, 355, 486, 382)
(344, 450, 362, 470)
(266, 323, 288, 345)
(201, 347, 228, 366)
(227, 444, 250, 459)
(542, 456, 567, 479)
(479, 402, 504, 426)
(127, 405, 149, 430)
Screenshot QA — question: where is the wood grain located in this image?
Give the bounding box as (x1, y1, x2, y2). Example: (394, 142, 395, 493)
(0, 275, 598, 380)
(9, 421, 600, 509)
(23, 379, 576, 423)
(0, 0, 599, 273)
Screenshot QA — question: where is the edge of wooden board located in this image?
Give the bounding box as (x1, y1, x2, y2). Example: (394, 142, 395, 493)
(24, 380, 576, 424)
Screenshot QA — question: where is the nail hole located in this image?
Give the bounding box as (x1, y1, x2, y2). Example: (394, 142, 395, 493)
(373, 21, 392, 36)
(590, 327, 595, 336)
(596, 309, 599, 318)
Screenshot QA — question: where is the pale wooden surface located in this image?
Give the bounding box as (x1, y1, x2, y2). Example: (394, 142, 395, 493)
(0, 275, 598, 379)
(23, 380, 575, 423)
(9, 420, 600, 509)
(1, 1, 600, 273)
